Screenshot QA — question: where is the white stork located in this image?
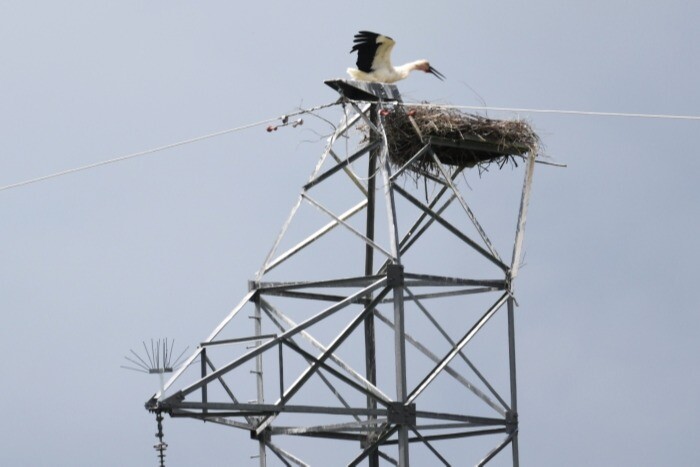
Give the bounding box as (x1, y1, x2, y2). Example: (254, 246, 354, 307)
(347, 30, 445, 84)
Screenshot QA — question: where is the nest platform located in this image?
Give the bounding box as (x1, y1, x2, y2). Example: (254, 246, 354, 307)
(382, 104, 540, 174)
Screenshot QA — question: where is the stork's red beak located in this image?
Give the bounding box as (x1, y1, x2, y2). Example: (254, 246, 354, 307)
(427, 65, 445, 80)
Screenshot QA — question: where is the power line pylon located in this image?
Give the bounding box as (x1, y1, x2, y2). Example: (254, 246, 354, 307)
(146, 80, 537, 466)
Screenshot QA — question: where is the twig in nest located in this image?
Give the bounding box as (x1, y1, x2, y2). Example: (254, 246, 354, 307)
(377, 104, 540, 178)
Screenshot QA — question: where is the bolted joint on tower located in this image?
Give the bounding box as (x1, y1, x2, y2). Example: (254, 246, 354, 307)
(386, 264, 404, 288)
(506, 410, 519, 434)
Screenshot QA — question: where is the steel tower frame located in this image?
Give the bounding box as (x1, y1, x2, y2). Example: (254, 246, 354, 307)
(146, 80, 537, 466)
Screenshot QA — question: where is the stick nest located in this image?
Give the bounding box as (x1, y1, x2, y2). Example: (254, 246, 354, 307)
(381, 104, 540, 175)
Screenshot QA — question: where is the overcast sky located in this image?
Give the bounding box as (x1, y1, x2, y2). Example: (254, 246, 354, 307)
(1, 1, 699, 466)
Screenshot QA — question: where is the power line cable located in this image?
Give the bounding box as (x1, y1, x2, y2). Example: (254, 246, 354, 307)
(0, 101, 339, 193)
(404, 102, 700, 121)
(2, 101, 698, 193)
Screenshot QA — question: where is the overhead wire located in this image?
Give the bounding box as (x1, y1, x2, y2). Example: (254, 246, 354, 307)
(403, 102, 700, 121)
(2, 100, 698, 193)
(0, 101, 340, 193)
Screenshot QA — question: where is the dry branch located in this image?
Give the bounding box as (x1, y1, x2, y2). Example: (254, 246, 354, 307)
(378, 104, 540, 176)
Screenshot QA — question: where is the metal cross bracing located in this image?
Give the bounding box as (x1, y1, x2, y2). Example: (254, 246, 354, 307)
(145, 80, 537, 466)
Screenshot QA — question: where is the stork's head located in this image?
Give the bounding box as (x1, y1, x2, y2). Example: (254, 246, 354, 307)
(415, 60, 445, 80)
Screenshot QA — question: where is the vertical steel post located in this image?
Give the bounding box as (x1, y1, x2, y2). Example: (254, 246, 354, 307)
(392, 267, 409, 466)
(507, 296, 519, 467)
(379, 110, 409, 466)
(201, 348, 207, 417)
(507, 149, 533, 466)
(364, 104, 380, 467)
(254, 292, 267, 466)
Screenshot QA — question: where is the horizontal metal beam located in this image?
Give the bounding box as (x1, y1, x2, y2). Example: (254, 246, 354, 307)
(171, 402, 392, 417)
(403, 272, 506, 288)
(382, 427, 508, 445)
(260, 290, 350, 303)
(183, 414, 253, 431)
(271, 419, 387, 435)
(169, 404, 505, 427)
(414, 410, 506, 426)
(257, 275, 385, 292)
(200, 335, 277, 347)
(401, 287, 501, 301)
(260, 287, 500, 305)
(280, 431, 365, 442)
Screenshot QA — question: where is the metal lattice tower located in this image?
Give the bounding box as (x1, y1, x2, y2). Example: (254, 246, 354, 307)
(146, 80, 537, 466)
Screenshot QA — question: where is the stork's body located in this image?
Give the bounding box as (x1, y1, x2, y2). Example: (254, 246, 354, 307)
(347, 31, 444, 84)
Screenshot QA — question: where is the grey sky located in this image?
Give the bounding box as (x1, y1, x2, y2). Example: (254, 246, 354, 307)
(1, 1, 699, 466)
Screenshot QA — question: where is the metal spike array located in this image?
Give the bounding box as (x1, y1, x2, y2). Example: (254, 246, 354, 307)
(122, 338, 188, 467)
(122, 338, 189, 375)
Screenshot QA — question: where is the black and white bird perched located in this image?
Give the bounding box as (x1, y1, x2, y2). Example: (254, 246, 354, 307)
(347, 31, 445, 84)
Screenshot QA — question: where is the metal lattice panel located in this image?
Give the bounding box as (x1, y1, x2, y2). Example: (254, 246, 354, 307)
(146, 81, 536, 466)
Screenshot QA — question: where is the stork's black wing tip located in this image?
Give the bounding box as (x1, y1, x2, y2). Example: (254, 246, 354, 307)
(353, 31, 382, 42)
(349, 30, 390, 72)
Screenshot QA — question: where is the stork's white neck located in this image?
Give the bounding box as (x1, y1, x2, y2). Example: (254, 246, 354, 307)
(395, 60, 428, 78)
(347, 59, 429, 84)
